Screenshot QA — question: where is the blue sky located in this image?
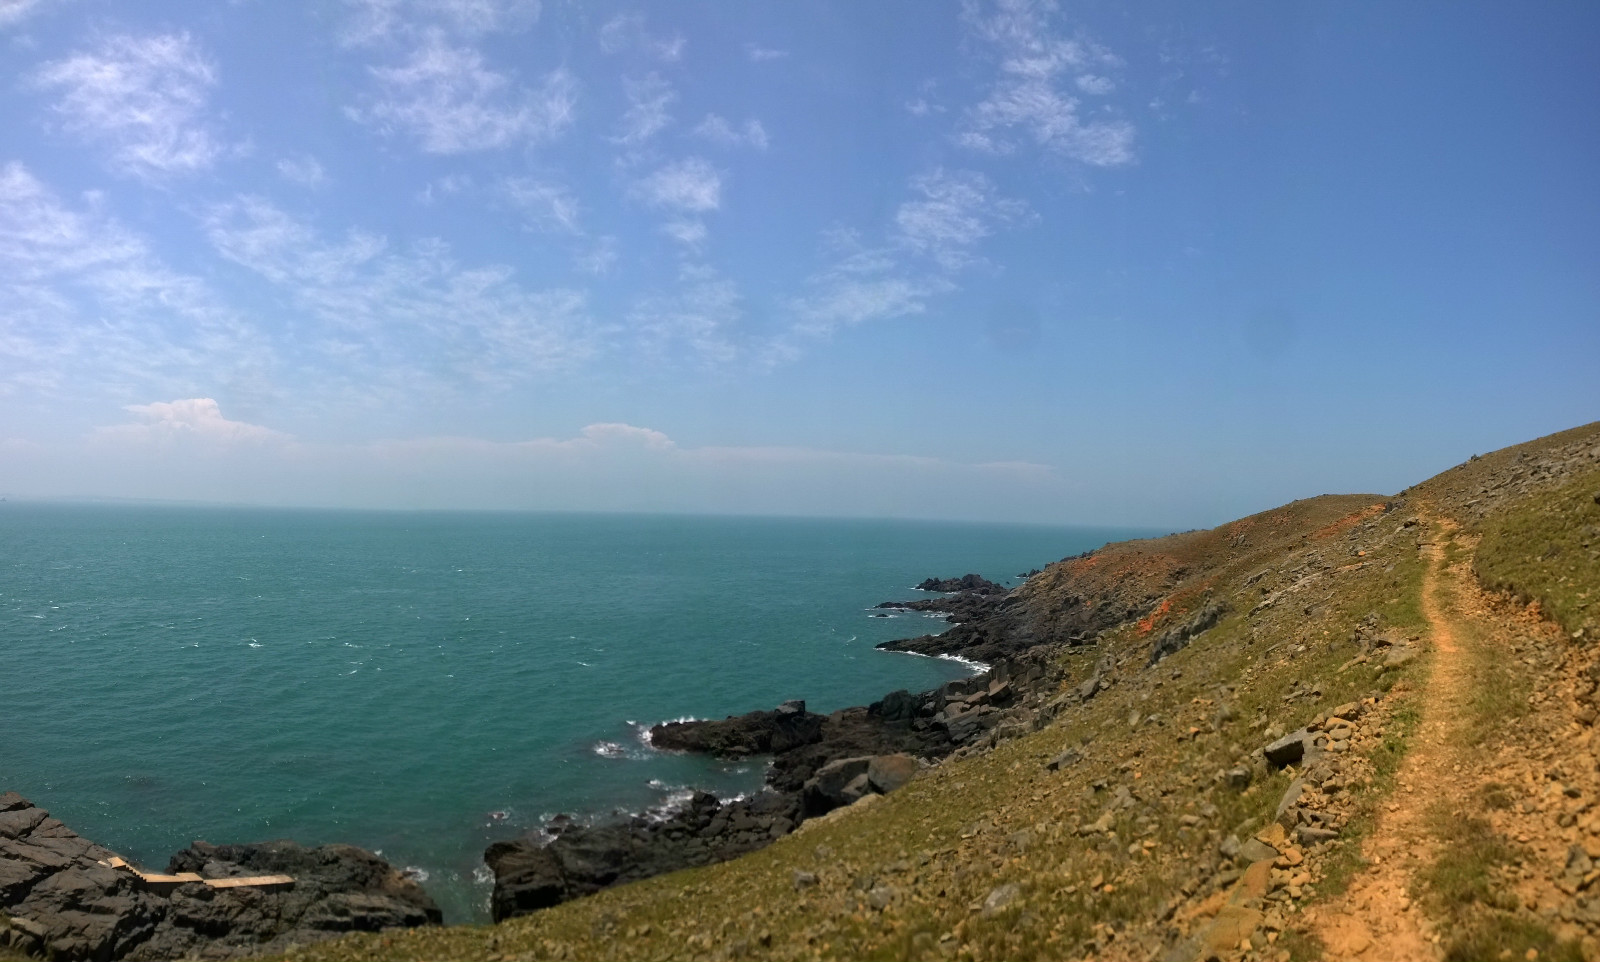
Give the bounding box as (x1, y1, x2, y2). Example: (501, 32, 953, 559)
(1, 0, 1596, 526)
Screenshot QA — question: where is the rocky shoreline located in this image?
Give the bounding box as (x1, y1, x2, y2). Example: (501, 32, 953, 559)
(1, 572, 1086, 954)
(483, 574, 1094, 923)
(0, 792, 440, 961)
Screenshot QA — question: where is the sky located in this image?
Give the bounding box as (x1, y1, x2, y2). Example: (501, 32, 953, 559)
(1, 0, 1596, 527)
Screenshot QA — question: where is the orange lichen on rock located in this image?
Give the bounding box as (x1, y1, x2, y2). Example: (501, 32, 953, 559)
(1311, 503, 1386, 541)
(1136, 598, 1173, 635)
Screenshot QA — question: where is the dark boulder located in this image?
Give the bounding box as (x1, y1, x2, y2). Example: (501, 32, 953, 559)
(649, 704, 825, 757)
(916, 574, 1008, 595)
(485, 790, 801, 922)
(0, 793, 437, 961)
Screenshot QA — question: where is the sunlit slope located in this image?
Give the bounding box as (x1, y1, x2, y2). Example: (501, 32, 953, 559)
(281, 421, 1599, 962)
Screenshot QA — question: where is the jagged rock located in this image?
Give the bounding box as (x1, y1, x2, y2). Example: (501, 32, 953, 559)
(1239, 838, 1278, 864)
(866, 754, 918, 794)
(872, 689, 919, 722)
(0, 794, 437, 962)
(486, 790, 802, 922)
(1298, 826, 1341, 846)
(916, 574, 1007, 595)
(1046, 749, 1083, 772)
(1275, 778, 1307, 828)
(649, 704, 826, 757)
(1264, 730, 1316, 768)
(1146, 600, 1229, 666)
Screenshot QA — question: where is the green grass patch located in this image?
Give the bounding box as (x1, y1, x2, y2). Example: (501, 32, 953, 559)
(1442, 914, 1583, 962)
(1416, 812, 1517, 911)
(1475, 465, 1600, 638)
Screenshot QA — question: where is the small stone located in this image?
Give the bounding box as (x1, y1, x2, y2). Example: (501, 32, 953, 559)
(792, 870, 818, 890)
(982, 884, 1020, 917)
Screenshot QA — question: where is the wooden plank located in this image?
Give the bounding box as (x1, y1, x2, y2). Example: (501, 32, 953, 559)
(203, 875, 295, 889)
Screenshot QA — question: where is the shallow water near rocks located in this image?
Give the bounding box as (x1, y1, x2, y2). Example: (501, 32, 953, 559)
(1, 504, 1142, 921)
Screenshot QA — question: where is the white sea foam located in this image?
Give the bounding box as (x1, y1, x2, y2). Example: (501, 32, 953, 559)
(634, 716, 701, 749)
(937, 652, 991, 672)
(882, 647, 988, 674)
(401, 865, 430, 883)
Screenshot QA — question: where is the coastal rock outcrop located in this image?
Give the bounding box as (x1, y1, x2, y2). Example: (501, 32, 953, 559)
(648, 700, 825, 757)
(485, 790, 800, 923)
(915, 574, 1008, 595)
(0, 792, 439, 961)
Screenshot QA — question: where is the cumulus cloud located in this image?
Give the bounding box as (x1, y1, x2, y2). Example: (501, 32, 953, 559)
(693, 114, 768, 150)
(598, 13, 683, 61)
(99, 398, 289, 443)
(569, 422, 674, 450)
(633, 157, 721, 213)
(958, 0, 1135, 166)
(31, 32, 226, 180)
(350, 35, 576, 153)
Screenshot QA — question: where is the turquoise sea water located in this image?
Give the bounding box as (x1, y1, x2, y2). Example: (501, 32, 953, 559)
(1, 504, 1144, 921)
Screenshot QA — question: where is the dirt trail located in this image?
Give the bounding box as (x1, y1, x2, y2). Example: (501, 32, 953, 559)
(1303, 518, 1468, 960)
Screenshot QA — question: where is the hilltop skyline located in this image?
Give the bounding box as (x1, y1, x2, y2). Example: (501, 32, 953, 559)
(1, 0, 1596, 526)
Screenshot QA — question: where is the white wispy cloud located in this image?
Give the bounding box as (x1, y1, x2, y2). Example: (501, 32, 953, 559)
(98, 398, 290, 444)
(1075, 73, 1115, 95)
(894, 168, 1029, 270)
(350, 33, 576, 153)
(743, 42, 787, 62)
(628, 266, 741, 362)
(958, 0, 1135, 166)
(693, 114, 768, 150)
(0, 162, 262, 398)
(202, 196, 598, 390)
(276, 154, 328, 187)
(612, 72, 675, 147)
(780, 168, 1028, 348)
(784, 230, 949, 344)
(599, 13, 683, 61)
(340, 0, 540, 46)
(0, 0, 57, 28)
(501, 177, 580, 233)
(660, 219, 708, 249)
(31, 32, 226, 180)
(576, 236, 618, 275)
(633, 157, 721, 213)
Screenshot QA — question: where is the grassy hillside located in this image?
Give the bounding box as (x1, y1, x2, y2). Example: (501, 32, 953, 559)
(277, 422, 1600, 962)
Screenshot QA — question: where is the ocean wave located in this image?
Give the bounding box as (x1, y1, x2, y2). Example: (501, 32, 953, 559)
(400, 865, 430, 884)
(882, 648, 989, 674)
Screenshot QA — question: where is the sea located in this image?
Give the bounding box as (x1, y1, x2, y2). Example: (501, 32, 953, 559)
(0, 503, 1147, 921)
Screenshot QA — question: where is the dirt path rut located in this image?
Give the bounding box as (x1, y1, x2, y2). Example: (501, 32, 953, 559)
(1302, 518, 1467, 960)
